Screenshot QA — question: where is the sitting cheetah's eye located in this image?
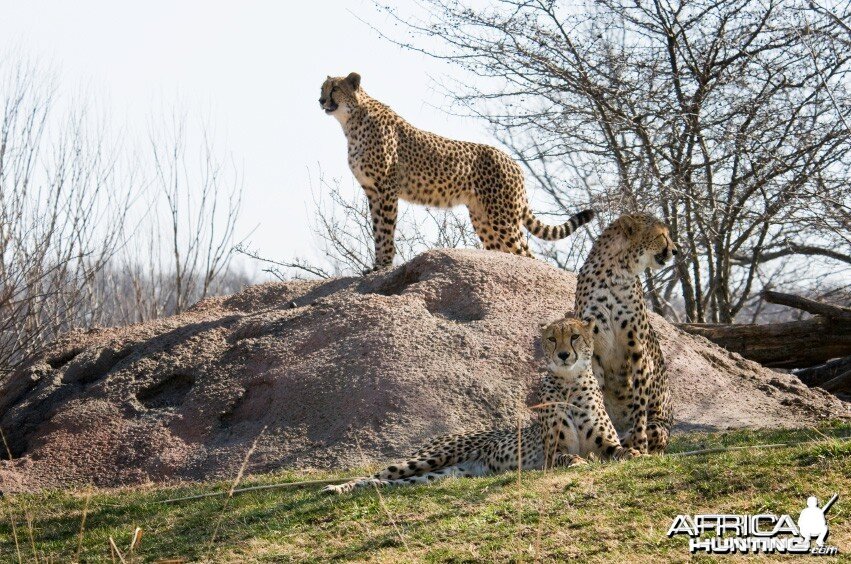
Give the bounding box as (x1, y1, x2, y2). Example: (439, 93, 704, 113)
(571, 334, 579, 342)
(547, 337, 557, 343)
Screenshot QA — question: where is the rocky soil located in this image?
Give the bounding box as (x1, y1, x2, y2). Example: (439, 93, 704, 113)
(1, 249, 847, 491)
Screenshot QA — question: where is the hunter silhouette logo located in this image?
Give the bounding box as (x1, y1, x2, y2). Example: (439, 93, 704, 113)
(798, 495, 837, 549)
(668, 494, 839, 555)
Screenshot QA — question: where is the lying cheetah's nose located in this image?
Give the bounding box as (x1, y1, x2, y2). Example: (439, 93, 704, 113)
(558, 352, 569, 361)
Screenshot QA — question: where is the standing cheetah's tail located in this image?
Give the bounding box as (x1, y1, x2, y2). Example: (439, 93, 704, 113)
(523, 208, 595, 241)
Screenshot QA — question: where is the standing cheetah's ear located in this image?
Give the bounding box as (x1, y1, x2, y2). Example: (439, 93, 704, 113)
(346, 72, 361, 90)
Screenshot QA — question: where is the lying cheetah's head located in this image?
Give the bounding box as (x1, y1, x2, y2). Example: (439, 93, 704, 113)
(607, 213, 678, 273)
(319, 72, 362, 118)
(540, 316, 595, 374)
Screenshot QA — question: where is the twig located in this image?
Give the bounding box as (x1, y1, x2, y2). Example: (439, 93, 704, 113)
(670, 435, 851, 457)
(4, 501, 22, 564)
(108, 537, 126, 563)
(75, 486, 93, 563)
(207, 425, 267, 548)
(157, 478, 345, 504)
(354, 435, 411, 554)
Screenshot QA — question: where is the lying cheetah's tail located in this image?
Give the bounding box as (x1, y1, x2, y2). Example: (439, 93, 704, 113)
(523, 208, 595, 241)
(322, 432, 488, 494)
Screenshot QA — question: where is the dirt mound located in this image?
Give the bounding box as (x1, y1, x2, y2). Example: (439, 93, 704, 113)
(1, 249, 847, 491)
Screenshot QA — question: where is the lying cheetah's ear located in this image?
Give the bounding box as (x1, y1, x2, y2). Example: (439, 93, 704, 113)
(539, 322, 549, 332)
(583, 317, 596, 332)
(346, 72, 361, 90)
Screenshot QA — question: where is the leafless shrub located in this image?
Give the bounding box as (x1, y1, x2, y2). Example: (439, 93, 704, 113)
(0, 58, 136, 371)
(121, 108, 246, 319)
(244, 170, 478, 279)
(0, 57, 246, 372)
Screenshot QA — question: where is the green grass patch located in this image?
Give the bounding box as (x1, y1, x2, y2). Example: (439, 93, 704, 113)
(2, 423, 850, 562)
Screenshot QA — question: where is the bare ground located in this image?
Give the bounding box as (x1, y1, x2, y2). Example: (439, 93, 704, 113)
(1, 249, 847, 491)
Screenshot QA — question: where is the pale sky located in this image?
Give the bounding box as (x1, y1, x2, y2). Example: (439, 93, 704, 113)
(1, 0, 492, 272)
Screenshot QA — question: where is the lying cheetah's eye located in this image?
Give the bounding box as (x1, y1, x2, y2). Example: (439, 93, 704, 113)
(547, 337, 556, 343)
(570, 334, 579, 342)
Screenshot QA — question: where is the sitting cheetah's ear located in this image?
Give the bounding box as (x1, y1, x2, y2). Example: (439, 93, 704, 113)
(583, 317, 596, 332)
(618, 215, 641, 238)
(346, 72, 361, 90)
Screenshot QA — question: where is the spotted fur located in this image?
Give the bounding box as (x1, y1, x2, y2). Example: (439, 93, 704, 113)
(575, 213, 677, 454)
(538, 316, 641, 467)
(324, 316, 637, 494)
(319, 72, 595, 271)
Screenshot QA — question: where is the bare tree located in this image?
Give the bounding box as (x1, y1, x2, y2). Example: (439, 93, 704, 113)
(0, 58, 136, 370)
(376, 0, 851, 323)
(140, 109, 246, 316)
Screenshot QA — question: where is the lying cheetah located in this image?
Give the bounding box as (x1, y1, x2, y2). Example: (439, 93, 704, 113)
(575, 213, 677, 454)
(324, 316, 638, 494)
(319, 72, 594, 271)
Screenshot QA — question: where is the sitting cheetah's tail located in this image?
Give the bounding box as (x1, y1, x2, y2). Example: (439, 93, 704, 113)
(524, 208, 595, 241)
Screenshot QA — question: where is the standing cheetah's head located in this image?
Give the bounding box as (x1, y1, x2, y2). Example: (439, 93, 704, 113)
(605, 213, 678, 274)
(540, 316, 595, 375)
(319, 72, 362, 118)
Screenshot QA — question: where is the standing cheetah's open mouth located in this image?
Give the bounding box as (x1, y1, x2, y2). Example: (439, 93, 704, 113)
(323, 103, 338, 114)
(654, 252, 669, 266)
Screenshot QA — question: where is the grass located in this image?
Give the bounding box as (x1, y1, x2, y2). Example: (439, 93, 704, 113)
(1, 422, 850, 562)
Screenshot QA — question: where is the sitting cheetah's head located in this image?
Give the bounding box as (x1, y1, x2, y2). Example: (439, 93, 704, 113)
(540, 316, 595, 375)
(319, 72, 362, 118)
(606, 213, 678, 273)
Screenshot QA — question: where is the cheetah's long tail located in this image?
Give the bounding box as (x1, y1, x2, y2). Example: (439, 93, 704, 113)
(323, 463, 488, 494)
(323, 431, 491, 494)
(523, 208, 595, 241)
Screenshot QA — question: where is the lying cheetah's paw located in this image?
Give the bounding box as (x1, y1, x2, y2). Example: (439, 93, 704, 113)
(554, 453, 588, 467)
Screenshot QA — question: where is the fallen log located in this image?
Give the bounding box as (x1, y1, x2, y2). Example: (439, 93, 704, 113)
(794, 356, 851, 387)
(762, 290, 851, 322)
(677, 316, 851, 368)
(677, 290, 851, 369)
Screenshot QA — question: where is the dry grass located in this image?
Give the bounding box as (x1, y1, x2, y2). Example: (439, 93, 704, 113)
(1, 423, 849, 562)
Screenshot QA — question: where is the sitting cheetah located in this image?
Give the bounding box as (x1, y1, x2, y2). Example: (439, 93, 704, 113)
(575, 213, 677, 454)
(319, 72, 594, 271)
(324, 316, 638, 494)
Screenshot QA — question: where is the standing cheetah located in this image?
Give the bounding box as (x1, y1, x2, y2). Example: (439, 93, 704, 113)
(319, 72, 594, 271)
(575, 213, 677, 454)
(324, 316, 638, 494)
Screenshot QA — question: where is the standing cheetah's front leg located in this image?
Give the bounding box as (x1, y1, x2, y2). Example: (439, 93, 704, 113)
(366, 187, 398, 271)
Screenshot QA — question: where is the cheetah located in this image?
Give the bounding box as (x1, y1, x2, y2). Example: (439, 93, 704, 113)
(323, 316, 638, 494)
(575, 213, 677, 454)
(538, 316, 640, 467)
(319, 72, 594, 271)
